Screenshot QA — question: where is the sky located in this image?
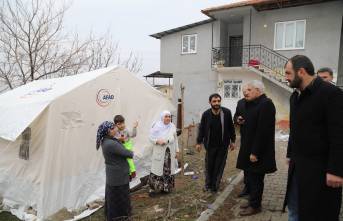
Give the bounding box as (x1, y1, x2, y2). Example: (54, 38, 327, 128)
(63, 0, 240, 78)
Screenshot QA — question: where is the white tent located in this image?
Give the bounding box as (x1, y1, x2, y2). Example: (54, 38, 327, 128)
(0, 66, 174, 219)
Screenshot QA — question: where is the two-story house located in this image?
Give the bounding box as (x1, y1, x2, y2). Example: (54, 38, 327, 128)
(150, 0, 343, 126)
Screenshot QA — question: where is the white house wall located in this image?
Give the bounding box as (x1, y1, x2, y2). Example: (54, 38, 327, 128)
(242, 1, 343, 75)
(219, 20, 228, 48)
(160, 21, 221, 124)
(227, 23, 244, 40)
(217, 67, 262, 114)
(217, 68, 291, 124)
(262, 78, 292, 124)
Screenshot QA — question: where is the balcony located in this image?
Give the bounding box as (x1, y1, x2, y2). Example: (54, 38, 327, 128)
(212, 45, 289, 83)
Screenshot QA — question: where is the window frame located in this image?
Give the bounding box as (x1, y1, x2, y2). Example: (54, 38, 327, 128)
(274, 20, 306, 51)
(223, 80, 242, 99)
(181, 34, 198, 54)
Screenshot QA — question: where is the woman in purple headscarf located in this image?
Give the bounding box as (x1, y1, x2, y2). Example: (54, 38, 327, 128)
(96, 121, 133, 221)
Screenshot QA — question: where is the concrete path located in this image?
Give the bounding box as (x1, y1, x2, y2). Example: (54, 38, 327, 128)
(205, 141, 343, 221)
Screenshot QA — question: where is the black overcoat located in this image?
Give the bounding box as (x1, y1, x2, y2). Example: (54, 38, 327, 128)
(233, 98, 247, 136)
(236, 94, 277, 174)
(283, 78, 343, 221)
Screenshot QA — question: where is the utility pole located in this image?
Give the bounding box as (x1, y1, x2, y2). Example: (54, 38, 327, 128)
(180, 84, 185, 175)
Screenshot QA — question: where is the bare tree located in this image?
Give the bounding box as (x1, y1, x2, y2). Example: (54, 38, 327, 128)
(85, 32, 143, 73)
(122, 51, 143, 73)
(0, 44, 16, 90)
(0, 0, 90, 84)
(85, 32, 120, 72)
(0, 0, 143, 92)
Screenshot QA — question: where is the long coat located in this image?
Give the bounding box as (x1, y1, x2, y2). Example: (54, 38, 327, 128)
(233, 98, 247, 136)
(149, 124, 179, 176)
(236, 94, 277, 174)
(283, 78, 343, 221)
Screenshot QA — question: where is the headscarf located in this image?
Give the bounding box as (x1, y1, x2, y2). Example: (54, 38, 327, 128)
(96, 121, 114, 150)
(149, 110, 174, 140)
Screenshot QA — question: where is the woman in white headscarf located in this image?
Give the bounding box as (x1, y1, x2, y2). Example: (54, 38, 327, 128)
(148, 110, 179, 196)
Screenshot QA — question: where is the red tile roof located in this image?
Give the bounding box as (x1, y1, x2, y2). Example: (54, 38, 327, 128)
(202, 0, 336, 15)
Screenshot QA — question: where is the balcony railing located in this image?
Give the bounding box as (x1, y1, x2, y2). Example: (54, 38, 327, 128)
(212, 45, 289, 82)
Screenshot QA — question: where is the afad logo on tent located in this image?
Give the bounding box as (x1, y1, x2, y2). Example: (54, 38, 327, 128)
(96, 89, 115, 107)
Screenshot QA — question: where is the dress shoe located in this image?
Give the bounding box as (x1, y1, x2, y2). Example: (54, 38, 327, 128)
(239, 206, 262, 216)
(148, 191, 158, 198)
(237, 187, 249, 198)
(239, 201, 250, 209)
(203, 186, 210, 192)
(210, 188, 218, 194)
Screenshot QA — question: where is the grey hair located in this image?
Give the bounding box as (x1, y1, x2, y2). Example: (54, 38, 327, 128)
(247, 80, 265, 93)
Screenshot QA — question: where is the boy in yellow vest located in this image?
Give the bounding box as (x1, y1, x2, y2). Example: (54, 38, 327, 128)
(113, 115, 138, 180)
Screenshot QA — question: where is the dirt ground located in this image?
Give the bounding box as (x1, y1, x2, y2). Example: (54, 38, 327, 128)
(209, 183, 243, 221)
(0, 137, 241, 221)
(81, 142, 241, 221)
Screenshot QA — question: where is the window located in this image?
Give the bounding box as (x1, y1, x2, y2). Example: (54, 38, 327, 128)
(223, 80, 242, 99)
(182, 34, 197, 54)
(274, 20, 306, 50)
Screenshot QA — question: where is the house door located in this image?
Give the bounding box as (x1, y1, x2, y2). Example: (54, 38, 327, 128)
(221, 79, 242, 112)
(229, 36, 243, 67)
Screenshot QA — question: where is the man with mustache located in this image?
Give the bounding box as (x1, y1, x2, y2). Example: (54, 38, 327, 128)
(317, 67, 335, 85)
(283, 55, 343, 221)
(196, 93, 236, 193)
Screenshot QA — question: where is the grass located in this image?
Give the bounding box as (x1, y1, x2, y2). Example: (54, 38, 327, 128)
(0, 212, 20, 221)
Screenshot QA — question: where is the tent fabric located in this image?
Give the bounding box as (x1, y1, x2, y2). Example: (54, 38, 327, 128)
(0, 66, 174, 219)
(0, 67, 114, 141)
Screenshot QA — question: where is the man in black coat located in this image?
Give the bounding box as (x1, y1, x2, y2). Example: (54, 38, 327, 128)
(283, 55, 343, 221)
(317, 67, 334, 85)
(236, 80, 277, 216)
(196, 93, 236, 193)
(233, 85, 250, 198)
